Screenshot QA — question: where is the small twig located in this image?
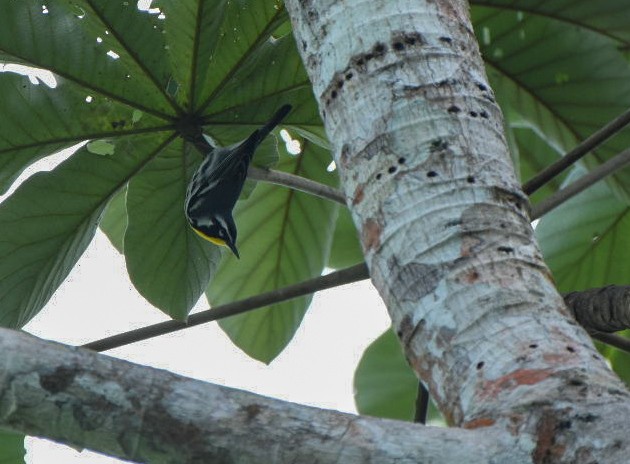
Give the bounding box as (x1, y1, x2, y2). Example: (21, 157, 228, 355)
(523, 107, 630, 195)
(592, 332, 630, 355)
(414, 382, 429, 424)
(248, 166, 346, 205)
(531, 148, 630, 220)
(83, 263, 369, 352)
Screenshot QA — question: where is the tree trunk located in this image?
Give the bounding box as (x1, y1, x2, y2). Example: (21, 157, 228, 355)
(3, 0, 630, 462)
(286, 0, 630, 461)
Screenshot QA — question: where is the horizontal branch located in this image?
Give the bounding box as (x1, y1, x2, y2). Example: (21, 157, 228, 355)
(83, 263, 369, 352)
(592, 332, 630, 354)
(523, 106, 630, 195)
(531, 147, 630, 220)
(248, 166, 346, 205)
(1, 328, 505, 464)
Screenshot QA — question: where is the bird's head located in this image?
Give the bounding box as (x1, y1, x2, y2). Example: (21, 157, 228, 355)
(191, 215, 239, 259)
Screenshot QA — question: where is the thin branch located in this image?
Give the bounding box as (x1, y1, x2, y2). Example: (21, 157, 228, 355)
(248, 166, 346, 205)
(592, 332, 630, 355)
(531, 147, 630, 220)
(523, 107, 630, 195)
(83, 263, 369, 352)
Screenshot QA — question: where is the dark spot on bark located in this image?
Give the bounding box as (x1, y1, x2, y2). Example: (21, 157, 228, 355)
(388, 166, 397, 174)
(566, 346, 575, 353)
(331, 90, 337, 99)
(373, 42, 386, 54)
(576, 413, 598, 423)
(448, 105, 461, 114)
(476, 83, 487, 91)
(480, 110, 489, 119)
(558, 420, 572, 430)
(430, 138, 449, 150)
(393, 41, 404, 51)
(398, 157, 406, 164)
(340, 143, 351, 166)
(40, 366, 77, 394)
(427, 171, 438, 178)
(242, 404, 262, 422)
(376, 173, 382, 180)
(337, 80, 344, 89)
(466, 176, 475, 183)
(469, 111, 478, 117)
(497, 246, 514, 254)
(529, 344, 538, 349)
(568, 378, 585, 387)
(439, 36, 453, 44)
(491, 187, 531, 216)
(476, 361, 484, 370)
(346, 72, 353, 80)
(464, 269, 479, 283)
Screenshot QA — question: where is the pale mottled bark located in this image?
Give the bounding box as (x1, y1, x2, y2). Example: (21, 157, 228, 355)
(286, 0, 630, 461)
(0, 328, 520, 463)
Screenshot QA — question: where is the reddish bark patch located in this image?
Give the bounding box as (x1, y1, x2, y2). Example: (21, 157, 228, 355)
(463, 269, 479, 283)
(533, 410, 567, 463)
(463, 417, 495, 429)
(481, 369, 552, 400)
(542, 352, 573, 365)
(362, 218, 381, 251)
(353, 185, 365, 205)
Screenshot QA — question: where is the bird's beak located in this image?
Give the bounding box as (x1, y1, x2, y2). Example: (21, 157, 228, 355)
(227, 241, 240, 259)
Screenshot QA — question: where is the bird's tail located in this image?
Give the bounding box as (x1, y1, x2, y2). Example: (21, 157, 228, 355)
(246, 104, 292, 148)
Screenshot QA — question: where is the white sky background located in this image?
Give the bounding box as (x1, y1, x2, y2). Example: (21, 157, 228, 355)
(13, 151, 390, 463)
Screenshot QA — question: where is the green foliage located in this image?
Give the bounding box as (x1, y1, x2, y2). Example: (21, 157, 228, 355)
(0, 432, 24, 464)
(0, 0, 323, 335)
(328, 207, 364, 269)
(354, 329, 418, 421)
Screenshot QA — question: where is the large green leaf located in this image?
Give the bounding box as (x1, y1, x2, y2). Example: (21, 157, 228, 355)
(473, 4, 630, 200)
(536, 168, 630, 293)
(472, 0, 630, 44)
(513, 127, 566, 206)
(158, 0, 289, 110)
(0, 133, 173, 328)
(0, 1, 176, 115)
(327, 207, 363, 269)
(124, 140, 221, 320)
(207, 143, 338, 363)
(99, 185, 127, 254)
(0, 432, 24, 464)
(353, 329, 418, 421)
(0, 70, 167, 195)
(0, 1, 322, 327)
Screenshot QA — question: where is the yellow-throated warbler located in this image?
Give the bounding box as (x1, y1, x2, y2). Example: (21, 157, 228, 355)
(184, 105, 292, 258)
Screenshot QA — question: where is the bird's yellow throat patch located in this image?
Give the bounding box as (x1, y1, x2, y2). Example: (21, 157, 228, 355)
(192, 227, 227, 247)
